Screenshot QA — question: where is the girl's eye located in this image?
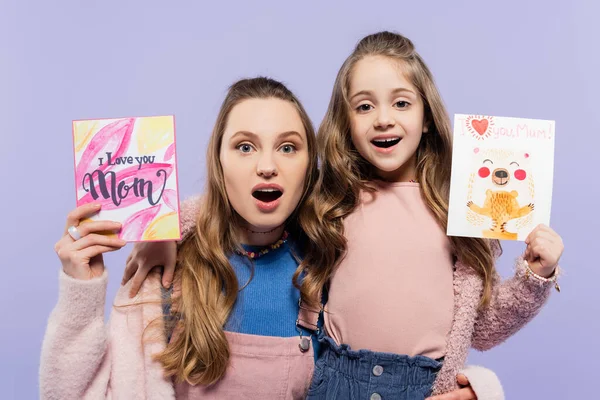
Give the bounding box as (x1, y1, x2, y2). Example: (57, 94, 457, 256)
(357, 104, 373, 112)
(395, 101, 410, 108)
(237, 144, 254, 153)
(280, 144, 296, 154)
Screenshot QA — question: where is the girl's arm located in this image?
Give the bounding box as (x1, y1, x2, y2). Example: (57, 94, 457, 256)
(471, 224, 562, 350)
(123, 195, 202, 296)
(177, 195, 202, 241)
(471, 257, 557, 351)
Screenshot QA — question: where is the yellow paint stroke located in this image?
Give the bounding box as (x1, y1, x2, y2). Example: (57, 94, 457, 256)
(142, 211, 180, 240)
(73, 121, 99, 152)
(135, 116, 175, 155)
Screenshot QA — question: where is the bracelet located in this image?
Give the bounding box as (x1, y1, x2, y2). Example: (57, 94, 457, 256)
(524, 261, 560, 292)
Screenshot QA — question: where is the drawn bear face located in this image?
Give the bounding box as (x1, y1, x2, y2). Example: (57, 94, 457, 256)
(474, 148, 530, 188)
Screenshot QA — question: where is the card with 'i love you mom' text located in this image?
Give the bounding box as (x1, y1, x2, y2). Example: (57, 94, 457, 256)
(447, 114, 555, 241)
(72, 116, 182, 242)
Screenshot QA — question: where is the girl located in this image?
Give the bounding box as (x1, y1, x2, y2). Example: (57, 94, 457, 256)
(122, 33, 553, 400)
(41, 77, 322, 399)
(300, 31, 563, 399)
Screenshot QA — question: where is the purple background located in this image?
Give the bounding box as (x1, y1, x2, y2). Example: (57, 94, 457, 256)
(1, 1, 597, 398)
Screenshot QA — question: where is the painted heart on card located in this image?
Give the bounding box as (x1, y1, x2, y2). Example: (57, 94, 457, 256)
(465, 115, 494, 140)
(471, 119, 489, 135)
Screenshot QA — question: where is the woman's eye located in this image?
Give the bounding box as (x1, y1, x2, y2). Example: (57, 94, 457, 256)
(280, 144, 296, 154)
(357, 104, 373, 112)
(395, 101, 409, 108)
(237, 144, 253, 153)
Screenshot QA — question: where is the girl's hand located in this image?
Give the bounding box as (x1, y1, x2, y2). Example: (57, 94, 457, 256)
(426, 374, 477, 399)
(54, 203, 126, 280)
(524, 224, 564, 278)
(122, 240, 177, 297)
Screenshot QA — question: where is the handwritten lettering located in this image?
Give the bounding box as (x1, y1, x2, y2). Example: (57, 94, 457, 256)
(482, 123, 553, 141)
(493, 127, 518, 140)
(101, 152, 156, 169)
(516, 124, 551, 140)
(82, 169, 168, 207)
(135, 156, 155, 169)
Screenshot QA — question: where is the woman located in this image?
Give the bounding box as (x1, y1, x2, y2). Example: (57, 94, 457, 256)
(41, 77, 319, 399)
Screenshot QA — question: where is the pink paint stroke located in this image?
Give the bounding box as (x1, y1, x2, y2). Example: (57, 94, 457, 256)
(163, 189, 178, 211)
(119, 204, 162, 241)
(164, 143, 175, 162)
(78, 162, 174, 209)
(76, 118, 135, 185)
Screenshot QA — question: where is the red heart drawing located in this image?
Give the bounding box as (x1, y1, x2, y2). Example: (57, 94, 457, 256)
(471, 119, 489, 135)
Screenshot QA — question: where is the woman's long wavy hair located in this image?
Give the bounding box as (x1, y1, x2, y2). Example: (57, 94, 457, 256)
(297, 31, 500, 311)
(154, 77, 318, 385)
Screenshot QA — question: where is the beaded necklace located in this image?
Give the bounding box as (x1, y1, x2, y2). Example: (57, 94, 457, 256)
(236, 230, 289, 259)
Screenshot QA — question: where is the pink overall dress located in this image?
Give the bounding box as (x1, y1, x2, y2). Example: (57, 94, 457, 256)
(172, 303, 319, 399)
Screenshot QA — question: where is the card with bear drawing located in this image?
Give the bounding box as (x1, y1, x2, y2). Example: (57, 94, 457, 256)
(447, 114, 555, 241)
(72, 115, 181, 242)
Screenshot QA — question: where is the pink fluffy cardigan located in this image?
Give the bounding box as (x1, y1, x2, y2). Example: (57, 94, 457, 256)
(39, 197, 554, 399)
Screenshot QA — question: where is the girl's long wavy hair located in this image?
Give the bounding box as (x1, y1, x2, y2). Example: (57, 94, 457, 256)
(297, 31, 500, 311)
(154, 77, 318, 385)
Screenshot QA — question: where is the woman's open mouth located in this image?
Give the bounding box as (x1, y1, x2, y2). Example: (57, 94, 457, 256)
(252, 185, 284, 212)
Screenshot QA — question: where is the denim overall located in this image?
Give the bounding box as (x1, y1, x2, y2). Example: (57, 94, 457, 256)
(301, 291, 442, 400)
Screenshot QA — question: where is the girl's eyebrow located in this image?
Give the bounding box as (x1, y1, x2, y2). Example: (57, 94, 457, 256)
(390, 87, 417, 97)
(350, 87, 417, 101)
(349, 90, 373, 101)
